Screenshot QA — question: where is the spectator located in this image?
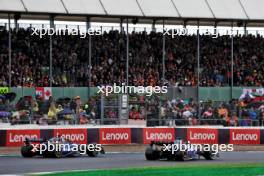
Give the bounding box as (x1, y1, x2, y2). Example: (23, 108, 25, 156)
(226, 112, 239, 126)
(218, 105, 228, 119)
(47, 102, 57, 122)
(249, 108, 257, 120)
(202, 108, 213, 119)
(129, 107, 140, 120)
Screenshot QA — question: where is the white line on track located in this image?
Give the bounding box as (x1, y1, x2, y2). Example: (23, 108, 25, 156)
(29, 169, 98, 175)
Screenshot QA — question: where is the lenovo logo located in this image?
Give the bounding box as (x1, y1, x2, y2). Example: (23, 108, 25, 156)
(102, 132, 129, 141)
(232, 133, 258, 141)
(189, 132, 216, 140)
(187, 128, 218, 144)
(53, 129, 87, 144)
(9, 134, 38, 143)
(230, 129, 260, 144)
(146, 132, 173, 140)
(6, 130, 40, 146)
(143, 128, 175, 144)
(56, 132, 85, 141)
(99, 128, 131, 144)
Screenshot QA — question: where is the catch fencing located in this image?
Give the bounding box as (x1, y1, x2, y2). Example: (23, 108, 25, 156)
(3, 86, 262, 103)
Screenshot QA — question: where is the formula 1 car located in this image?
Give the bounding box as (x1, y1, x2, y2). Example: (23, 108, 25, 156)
(21, 137, 105, 158)
(145, 139, 219, 161)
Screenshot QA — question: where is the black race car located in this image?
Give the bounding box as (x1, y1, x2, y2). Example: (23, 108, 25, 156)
(21, 137, 105, 158)
(145, 139, 219, 161)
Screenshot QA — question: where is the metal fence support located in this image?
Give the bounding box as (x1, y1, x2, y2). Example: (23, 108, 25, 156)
(120, 18, 124, 33)
(162, 19, 165, 85)
(197, 22, 201, 118)
(100, 95, 104, 124)
(126, 18, 129, 86)
(152, 19, 156, 32)
(8, 14, 12, 88)
(87, 17, 92, 98)
(14, 13, 20, 32)
(49, 16, 55, 87)
(231, 22, 234, 100)
(243, 22, 247, 36)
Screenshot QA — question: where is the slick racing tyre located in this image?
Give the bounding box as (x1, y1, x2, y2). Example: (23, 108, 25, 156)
(54, 151, 63, 158)
(145, 146, 160, 160)
(87, 150, 98, 157)
(21, 145, 35, 158)
(87, 143, 99, 157)
(203, 151, 218, 160)
(175, 151, 185, 161)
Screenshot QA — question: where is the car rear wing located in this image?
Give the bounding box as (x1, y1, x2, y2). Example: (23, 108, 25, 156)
(150, 141, 174, 146)
(24, 138, 45, 144)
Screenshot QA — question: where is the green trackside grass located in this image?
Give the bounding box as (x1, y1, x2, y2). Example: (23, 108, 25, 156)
(40, 163, 264, 176)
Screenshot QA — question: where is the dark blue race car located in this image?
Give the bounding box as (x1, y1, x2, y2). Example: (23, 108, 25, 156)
(145, 139, 219, 161)
(21, 137, 105, 158)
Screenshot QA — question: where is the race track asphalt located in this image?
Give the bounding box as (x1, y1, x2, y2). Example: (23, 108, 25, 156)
(0, 152, 264, 175)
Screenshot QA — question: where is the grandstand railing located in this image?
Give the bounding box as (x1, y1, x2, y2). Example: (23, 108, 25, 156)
(146, 118, 263, 127)
(1, 115, 263, 127)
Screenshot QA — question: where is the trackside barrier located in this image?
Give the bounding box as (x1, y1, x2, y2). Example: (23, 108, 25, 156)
(1, 127, 264, 147)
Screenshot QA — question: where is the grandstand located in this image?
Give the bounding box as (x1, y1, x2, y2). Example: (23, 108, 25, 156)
(0, 0, 264, 126)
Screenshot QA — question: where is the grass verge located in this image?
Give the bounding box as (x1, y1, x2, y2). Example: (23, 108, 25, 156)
(39, 163, 264, 176)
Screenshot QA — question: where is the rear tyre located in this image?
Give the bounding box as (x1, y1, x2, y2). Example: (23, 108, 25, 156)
(54, 151, 62, 158)
(203, 151, 217, 160)
(100, 147, 105, 154)
(145, 146, 160, 160)
(87, 150, 98, 157)
(87, 143, 99, 157)
(175, 151, 185, 161)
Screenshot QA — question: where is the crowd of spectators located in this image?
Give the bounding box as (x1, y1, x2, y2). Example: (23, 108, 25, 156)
(0, 27, 264, 87)
(160, 98, 264, 126)
(36, 96, 100, 125)
(0, 93, 100, 125)
(1, 91, 264, 126)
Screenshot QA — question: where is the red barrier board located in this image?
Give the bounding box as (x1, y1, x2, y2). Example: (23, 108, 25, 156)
(3, 127, 264, 147)
(53, 128, 87, 144)
(230, 129, 260, 144)
(99, 128, 131, 144)
(6, 129, 40, 147)
(187, 128, 218, 144)
(143, 128, 175, 144)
